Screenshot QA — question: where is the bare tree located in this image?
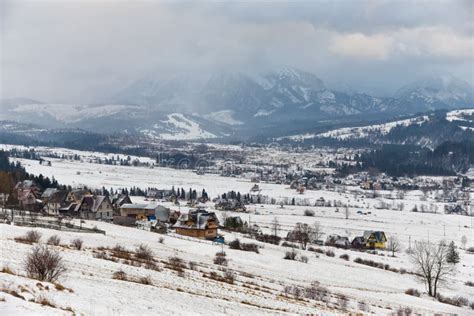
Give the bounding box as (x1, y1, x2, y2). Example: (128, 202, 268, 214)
(271, 217, 280, 237)
(410, 240, 453, 297)
(344, 206, 350, 220)
(312, 221, 324, 244)
(292, 222, 313, 250)
(24, 245, 67, 282)
(387, 236, 401, 257)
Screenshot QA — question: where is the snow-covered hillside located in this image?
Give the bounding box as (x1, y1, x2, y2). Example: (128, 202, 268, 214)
(283, 116, 430, 141)
(141, 113, 219, 140)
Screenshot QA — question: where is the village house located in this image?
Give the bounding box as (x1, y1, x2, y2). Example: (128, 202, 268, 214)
(119, 203, 170, 222)
(110, 194, 132, 214)
(14, 181, 42, 212)
(76, 195, 114, 220)
(41, 188, 67, 216)
(66, 188, 92, 204)
(363, 231, 387, 249)
(173, 208, 219, 239)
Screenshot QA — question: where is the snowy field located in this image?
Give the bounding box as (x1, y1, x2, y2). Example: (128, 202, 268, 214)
(1, 147, 473, 315)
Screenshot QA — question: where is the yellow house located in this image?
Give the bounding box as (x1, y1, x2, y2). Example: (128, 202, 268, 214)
(363, 231, 387, 249)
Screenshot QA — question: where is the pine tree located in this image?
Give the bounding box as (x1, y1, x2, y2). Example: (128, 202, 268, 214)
(446, 241, 460, 264)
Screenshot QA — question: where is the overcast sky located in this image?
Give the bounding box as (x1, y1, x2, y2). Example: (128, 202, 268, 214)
(1, 0, 473, 103)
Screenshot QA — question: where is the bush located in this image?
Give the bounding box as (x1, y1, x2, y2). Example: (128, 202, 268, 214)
(284, 249, 298, 260)
(135, 244, 153, 261)
(241, 243, 259, 254)
(308, 247, 324, 254)
(304, 209, 315, 216)
(158, 237, 164, 244)
(299, 255, 309, 263)
(25, 245, 66, 282)
(223, 270, 235, 284)
(138, 276, 152, 285)
(405, 288, 420, 297)
(47, 235, 61, 246)
(214, 252, 228, 266)
(465, 281, 474, 287)
(255, 234, 281, 245)
(71, 239, 83, 250)
(15, 230, 42, 244)
(466, 247, 474, 254)
(112, 245, 132, 260)
(437, 294, 469, 307)
(339, 254, 349, 261)
(229, 239, 259, 253)
(229, 239, 241, 250)
(325, 250, 335, 257)
(113, 270, 127, 281)
(168, 256, 185, 271)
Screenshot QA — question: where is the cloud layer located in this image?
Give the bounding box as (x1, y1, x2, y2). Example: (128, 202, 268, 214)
(1, 0, 473, 102)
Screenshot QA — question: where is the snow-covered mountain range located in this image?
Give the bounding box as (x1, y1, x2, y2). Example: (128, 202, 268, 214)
(1, 68, 472, 140)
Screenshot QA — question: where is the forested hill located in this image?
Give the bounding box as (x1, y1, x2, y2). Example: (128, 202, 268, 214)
(338, 141, 474, 177)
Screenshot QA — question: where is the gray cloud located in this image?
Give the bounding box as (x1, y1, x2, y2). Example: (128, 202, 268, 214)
(1, 0, 472, 102)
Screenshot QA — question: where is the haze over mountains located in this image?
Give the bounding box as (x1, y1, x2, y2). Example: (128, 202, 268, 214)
(1, 67, 473, 141)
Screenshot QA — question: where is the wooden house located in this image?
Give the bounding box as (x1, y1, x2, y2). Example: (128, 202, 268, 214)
(76, 195, 114, 220)
(173, 209, 219, 239)
(363, 231, 387, 249)
(41, 188, 67, 216)
(66, 189, 92, 204)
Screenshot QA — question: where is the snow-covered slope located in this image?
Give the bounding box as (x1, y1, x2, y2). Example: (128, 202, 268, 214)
(141, 113, 220, 140)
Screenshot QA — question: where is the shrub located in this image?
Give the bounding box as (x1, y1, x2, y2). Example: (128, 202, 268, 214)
(1, 266, 14, 274)
(303, 281, 328, 301)
(113, 270, 127, 281)
(138, 276, 152, 285)
(229, 239, 241, 250)
(437, 294, 469, 307)
(308, 247, 324, 254)
(135, 244, 153, 261)
(284, 249, 298, 260)
(466, 247, 474, 254)
(255, 234, 281, 245)
(325, 250, 335, 257)
(112, 245, 132, 260)
(465, 281, 474, 287)
(214, 252, 228, 266)
(15, 230, 42, 244)
(304, 209, 315, 216)
(339, 254, 349, 261)
(47, 235, 61, 246)
(228, 239, 259, 253)
(299, 255, 309, 263)
(405, 288, 420, 297)
(24, 245, 66, 282)
(158, 237, 164, 244)
(223, 270, 235, 284)
(168, 256, 185, 271)
(241, 243, 259, 254)
(71, 239, 83, 250)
